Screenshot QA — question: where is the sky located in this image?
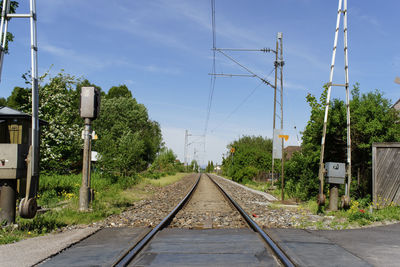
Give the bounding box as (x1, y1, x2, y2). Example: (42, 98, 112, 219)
(0, 0, 399, 166)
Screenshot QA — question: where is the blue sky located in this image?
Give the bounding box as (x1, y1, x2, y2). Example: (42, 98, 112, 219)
(0, 0, 399, 165)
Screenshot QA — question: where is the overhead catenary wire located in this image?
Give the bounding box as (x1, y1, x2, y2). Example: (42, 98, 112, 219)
(215, 49, 275, 88)
(203, 0, 217, 137)
(203, 0, 279, 161)
(210, 81, 263, 133)
(211, 68, 275, 133)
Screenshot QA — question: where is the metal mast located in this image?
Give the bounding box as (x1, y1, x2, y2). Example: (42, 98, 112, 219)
(271, 33, 284, 187)
(184, 130, 189, 169)
(0, 0, 10, 80)
(30, 0, 39, 186)
(0, 2, 39, 173)
(0, 0, 39, 218)
(318, 0, 351, 207)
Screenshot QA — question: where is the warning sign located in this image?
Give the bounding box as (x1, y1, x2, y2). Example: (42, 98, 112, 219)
(278, 135, 289, 141)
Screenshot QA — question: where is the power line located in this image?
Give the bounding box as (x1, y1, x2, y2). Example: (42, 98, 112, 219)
(215, 49, 275, 88)
(203, 0, 217, 136)
(211, 82, 262, 133)
(211, 68, 275, 133)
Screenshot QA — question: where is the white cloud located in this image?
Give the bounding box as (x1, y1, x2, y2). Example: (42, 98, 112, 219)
(40, 43, 128, 70)
(41, 42, 181, 76)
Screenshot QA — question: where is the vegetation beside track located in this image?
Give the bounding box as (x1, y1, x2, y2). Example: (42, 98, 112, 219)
(0, 172, 188, 245)
(221, 85, 400, 202)
(217, 173, 400, 229)
(294, 199, 400, 230)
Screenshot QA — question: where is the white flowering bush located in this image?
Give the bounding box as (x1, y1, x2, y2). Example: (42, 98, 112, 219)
(39, 72, 82, 173)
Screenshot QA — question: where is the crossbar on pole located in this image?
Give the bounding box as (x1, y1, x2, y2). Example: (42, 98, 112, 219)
(209, 73, 256, 77)
(214, 48, 276, 53)
(7, 13, 31, 18)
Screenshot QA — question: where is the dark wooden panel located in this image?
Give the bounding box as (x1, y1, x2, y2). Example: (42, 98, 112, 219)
(372, 143, 400, 207)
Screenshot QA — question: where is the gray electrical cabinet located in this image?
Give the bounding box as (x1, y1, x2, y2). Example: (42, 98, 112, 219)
(80, 87, 100, 119)
(0, 144, 29, 179)
(325, 162, 346, 184)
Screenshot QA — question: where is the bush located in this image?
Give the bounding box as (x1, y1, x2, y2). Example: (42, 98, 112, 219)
(222, 136, 273, 181)
(234, 166, 259, 183)
(284, 151, 320, 201)
(146, 148, 183, 177)
(94, 96, 162, 177)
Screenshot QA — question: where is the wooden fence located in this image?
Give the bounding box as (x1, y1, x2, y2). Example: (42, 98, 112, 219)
(372, 143, 400, 207)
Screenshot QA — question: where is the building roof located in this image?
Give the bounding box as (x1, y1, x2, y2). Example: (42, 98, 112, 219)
(284, 146, 302, 160)
(0, 106, 48, 125)
(0, 106, 31, 117)
(393, 98, 400, 111)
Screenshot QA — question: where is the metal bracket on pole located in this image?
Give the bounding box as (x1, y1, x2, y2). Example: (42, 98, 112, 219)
(7, 13, 31, 18)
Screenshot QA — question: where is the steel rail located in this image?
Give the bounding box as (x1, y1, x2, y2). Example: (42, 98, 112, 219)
(206, 174, 296, 267)
(112, 174, 201, 267)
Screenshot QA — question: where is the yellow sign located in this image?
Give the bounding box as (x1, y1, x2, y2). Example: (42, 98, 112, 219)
(278, 135, 289, 141)
(230, 147, 235, 153)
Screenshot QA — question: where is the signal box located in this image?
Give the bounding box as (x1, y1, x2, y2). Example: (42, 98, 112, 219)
(325, 162, 346, 184)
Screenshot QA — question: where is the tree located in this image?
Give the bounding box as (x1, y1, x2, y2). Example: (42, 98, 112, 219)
(150, 148, 183, 173)
(189, 160, 199, 172)
(285, 84, 400, 200)
(0, 97, 6, 106)
(4, 71, 83, 173)
(6, 86, 30, 109)
(38, 72, 82, 173)
(94, 96, 162, 177)
(350, 85, 400, 196)
(2, 70, 164, 176)
(106, 84, 132, 99)
(206, 161, 215, 173)
(221, 136, 273, 182)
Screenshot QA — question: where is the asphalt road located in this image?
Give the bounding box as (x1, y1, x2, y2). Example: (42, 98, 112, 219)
(22, 223, 399, 266)
(265, 223, 400, 266)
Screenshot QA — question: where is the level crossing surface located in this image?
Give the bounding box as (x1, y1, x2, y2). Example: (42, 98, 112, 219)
(36, 224, 400, 267)
(33, 174, 400, 267)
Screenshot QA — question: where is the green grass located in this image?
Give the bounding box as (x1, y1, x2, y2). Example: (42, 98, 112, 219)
(332, 201, 400, 227)
(144, 172, 187, 187)
(0, 172, 188, 244)
(228, 177, 292, 202)
(300, 199, 400, 229)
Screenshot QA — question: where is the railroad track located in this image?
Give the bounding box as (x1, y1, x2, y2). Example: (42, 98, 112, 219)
(112, 173, 295, 267)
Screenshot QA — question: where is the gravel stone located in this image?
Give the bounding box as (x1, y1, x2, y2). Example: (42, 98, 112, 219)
(169, 175, 247, 229)
(90, 174, 198, 228)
